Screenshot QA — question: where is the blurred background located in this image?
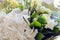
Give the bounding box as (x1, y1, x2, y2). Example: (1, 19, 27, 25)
(15, 0, 60, 17)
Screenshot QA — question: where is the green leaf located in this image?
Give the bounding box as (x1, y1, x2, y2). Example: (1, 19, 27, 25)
(53, 23, 60, 33)
(53, 27, 59, 33)
(37, 16, 47, 24)
(16, 4, 25, 11)
(30, 21, 34, 28)
(34, 21, 41, 27)
(36, 32, 44, 40)
(30, 21, 41, 28)
(31, 11, 38, 19)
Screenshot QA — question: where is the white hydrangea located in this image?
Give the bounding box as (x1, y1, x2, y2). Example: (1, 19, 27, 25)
(0, 8, 38, 40)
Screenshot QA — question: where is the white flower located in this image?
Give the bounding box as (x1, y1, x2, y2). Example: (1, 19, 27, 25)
(54, 35, 60, 40)
(0, 8, 38, 40)
(43, 14, 58, 30)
